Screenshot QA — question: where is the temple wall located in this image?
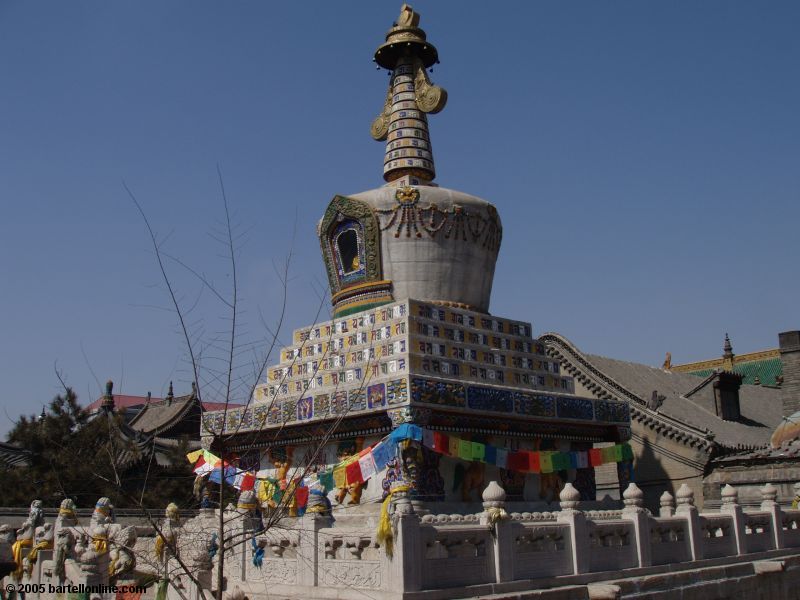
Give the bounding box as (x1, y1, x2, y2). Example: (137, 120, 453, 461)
(571, 377, 705, 511)
(630, 429, 706, 510)
(705, 462, 800, 509)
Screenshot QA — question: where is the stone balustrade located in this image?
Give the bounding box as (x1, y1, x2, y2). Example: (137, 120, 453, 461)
(5, 482, 800, 599)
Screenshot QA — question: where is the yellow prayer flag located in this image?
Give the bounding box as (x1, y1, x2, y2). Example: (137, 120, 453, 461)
(333, 465, 346, 488)
(186, 449, 203, 464)
(448, 436, 459, 456)
(540, 452, 554, 474)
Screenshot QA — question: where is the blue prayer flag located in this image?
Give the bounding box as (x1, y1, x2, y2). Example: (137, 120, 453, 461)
(484, 445, 497, 465)
(372, 441, 394, 471)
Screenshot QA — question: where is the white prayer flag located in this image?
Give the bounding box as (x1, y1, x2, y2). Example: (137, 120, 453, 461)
(422, 428, 435, 449)
(358, 452, 377, 481)
(576, 451, 588, 469)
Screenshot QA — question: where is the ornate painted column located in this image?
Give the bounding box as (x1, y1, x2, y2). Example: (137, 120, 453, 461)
(386, 406, 444, 503)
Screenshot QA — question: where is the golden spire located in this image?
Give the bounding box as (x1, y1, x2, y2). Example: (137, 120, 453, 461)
(371, 5, 447, 186)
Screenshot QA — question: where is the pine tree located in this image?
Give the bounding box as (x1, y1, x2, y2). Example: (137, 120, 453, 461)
(1, 388, 195, 509)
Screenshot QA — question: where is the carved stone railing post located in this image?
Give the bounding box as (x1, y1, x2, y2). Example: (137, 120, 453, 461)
(760, 483, 784, 550)
(556, 483, 589, 575)
(719, 484, 746, 555)
(479, 481, 512, 583)
(231, 491, 260, 583)
(298, 511, 332, 587)
(621, 483, 651, 567)
(675, 484, 702, 560)
(386, 484, 422, 593)
(29, 548, 53, 600)
(659, 491, 675, 518)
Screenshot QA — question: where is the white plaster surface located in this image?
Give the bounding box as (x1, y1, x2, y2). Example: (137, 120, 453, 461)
(350, 186, 501, 313)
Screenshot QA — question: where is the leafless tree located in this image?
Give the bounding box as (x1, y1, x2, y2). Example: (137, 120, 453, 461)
(121, 170, 385, 600)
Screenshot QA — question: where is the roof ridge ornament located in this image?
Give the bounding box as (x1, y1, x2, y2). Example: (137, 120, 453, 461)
(371, 5, 447, 186)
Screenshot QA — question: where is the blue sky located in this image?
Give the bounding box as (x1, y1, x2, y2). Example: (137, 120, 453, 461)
(1, 1, 798, 435)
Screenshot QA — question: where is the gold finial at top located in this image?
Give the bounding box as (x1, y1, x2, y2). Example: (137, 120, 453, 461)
(371, 5, 447, 184)
(396, 4, 419, 28)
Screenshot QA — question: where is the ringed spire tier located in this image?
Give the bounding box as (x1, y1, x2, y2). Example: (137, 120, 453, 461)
(371, 4, 447, 186)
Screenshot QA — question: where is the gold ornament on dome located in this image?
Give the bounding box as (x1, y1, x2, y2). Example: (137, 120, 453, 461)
(396, 186, 420, 205)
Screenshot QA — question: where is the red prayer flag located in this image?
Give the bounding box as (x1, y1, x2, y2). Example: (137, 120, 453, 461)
(507, 451, 528, 472)
(239, 473, 255, 492)
(345, 460, 364, 484)
(433, 432, 449, 453)
(528, 451, 541, 473)
(295, 486, 309, 508)
(516, 450, 532, 472)
(589, 448, 603, 467)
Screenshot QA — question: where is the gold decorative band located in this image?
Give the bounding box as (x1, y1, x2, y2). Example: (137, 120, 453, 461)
(331, 280, 393, 304)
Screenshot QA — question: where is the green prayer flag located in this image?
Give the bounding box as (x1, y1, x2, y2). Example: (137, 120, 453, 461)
(552, 452, 569, 471)
(458, 439, 472, 460)
(621, 443, 634, 461)
(613, 444, 624, 462)
(319, 470, 335, 492)
(471, 442, 485, 462)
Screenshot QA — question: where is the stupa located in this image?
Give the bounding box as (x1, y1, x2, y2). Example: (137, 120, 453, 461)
(201, 4, 631, 508)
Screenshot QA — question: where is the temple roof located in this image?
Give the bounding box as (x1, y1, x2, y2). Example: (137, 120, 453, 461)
(585, 353, 780, 448)
(128, 393, 198, 436)
(542, 332, 782, 450)
(0, 441, 31, 468)
(670, 335, 783, 386)
(94, 410, 197, 468)
(673, 353, 783, 387)
(88, 389, 241, 435)
(86, 393, 162, 413)
(710, 437, 800, 467)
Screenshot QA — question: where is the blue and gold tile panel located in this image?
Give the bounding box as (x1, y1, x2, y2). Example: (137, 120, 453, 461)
(202, 376, 411, 434)
(595, 399, 631, 423)
(405, 376, 629, 426)
(556, 396, 594, 421)
(410, 378, 466, 408)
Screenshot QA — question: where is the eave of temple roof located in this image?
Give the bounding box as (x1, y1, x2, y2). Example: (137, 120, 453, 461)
(541, 332, 720, 454)
(0, 441, 31, 468)
(542, 332, 781, 453)
(93, 410, 198, 467)
(128, 393, 197, 436)
(710, 438, 800, 467)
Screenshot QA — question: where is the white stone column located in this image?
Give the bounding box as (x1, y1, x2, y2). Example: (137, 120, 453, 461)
(675, 484, 702, 561)
(719, 484, 746, 555)
(479, 481, 513, 583)
(385, 485, 422, 593)
(621, 483, 652, 567)
(761, 483, 785, 550)
(556, 483, 589, 575)
(297, 512, 332, 587)
(33, 549, 53, 600)
(659, 491, 675, 518)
